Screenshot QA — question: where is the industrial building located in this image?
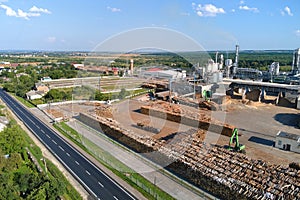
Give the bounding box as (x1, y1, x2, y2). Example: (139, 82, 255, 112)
(275, 131, 300, 153)
(292, 48, 300, 75)
(269, 62, 280, 76)
(140, 69, 186, 80)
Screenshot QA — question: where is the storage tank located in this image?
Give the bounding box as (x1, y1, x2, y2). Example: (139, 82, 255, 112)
(218, 72, 223, 82)
(225, 59, 233, 67)
(212, 72, 218, 83)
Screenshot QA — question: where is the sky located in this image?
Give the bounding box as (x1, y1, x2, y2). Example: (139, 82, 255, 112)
(0, 0, 299, 51)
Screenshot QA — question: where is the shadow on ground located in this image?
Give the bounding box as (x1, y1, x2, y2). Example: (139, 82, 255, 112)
(248, 136, 274, 147)
(273, 113, 300, 128)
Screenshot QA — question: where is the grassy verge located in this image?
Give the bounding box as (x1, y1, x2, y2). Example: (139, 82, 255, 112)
(54, 122, 175, 200)
(9, 93, 36, 108)
(46, 161, 82, 200)
(6, 118, 81, 199)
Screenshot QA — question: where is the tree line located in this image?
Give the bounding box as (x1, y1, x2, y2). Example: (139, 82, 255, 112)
(0, 119, 81, 199)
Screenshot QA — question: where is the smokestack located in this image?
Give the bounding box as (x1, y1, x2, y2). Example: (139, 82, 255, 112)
(130, 59, 134, 75)
(219, 54, 224, 70)
(235, 45, 239, 68)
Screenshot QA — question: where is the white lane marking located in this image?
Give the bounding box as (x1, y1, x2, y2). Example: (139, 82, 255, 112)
(113, 196, 118, 200)
(98, 181, 104, 188)
(46, 134, 50, 138)
(41, 129, 45, 133)
(86, 170, 91, 175)
(66, 152, 70, 157)
(59, 146, 65, 152)
(2, 93, 136, 200)
(36, 125, 40, 129)
(52, 139, 57, 145)
(75, 161, 80, 165)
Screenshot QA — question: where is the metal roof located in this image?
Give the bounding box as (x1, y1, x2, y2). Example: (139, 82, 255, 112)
(276, 131, 300, 141)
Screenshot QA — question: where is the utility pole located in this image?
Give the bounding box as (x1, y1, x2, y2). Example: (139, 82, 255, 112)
(169, 78, 172, 104)
(98, 75, 101, 92)
(193, 72, 196, 100)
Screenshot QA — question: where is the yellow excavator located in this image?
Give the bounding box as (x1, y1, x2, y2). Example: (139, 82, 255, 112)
(228, 128, 246, 153)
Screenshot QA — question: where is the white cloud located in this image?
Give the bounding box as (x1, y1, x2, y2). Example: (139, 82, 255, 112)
(231, 9, 236, 13)
(192, 3, 225, 17)
(283, 6, 293, 16)
(0, 4, 50, 20)
(296, 30, 300, 37)
(107, 6, 121, 12)
(17, 9, 40, 20)
(239, 0, 245, 5)
(29, 6, 51, 14)
(1, 4, 17, 17)
(239, 5, 259, 13)
(47, 37, 56, 43)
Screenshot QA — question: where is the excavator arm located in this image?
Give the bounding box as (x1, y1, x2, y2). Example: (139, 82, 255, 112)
(228, 128, 245, 153)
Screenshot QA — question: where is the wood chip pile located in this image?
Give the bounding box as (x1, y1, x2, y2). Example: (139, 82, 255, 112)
(80, 102, 114, 118)
(95, 105, 113, 118)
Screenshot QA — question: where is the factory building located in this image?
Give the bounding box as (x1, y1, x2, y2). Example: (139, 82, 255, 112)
(140, 69, 186, 80)
(292, 48, 300, 75)
(275, 131, 300, 153)
(269, 62, 280, 76)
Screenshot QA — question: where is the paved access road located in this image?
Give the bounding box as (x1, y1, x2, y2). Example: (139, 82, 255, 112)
(0, 89, 135, 200)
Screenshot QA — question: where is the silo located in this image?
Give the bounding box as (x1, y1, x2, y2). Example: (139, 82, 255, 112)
(218, 72, 223, 82)
(212, 72, 218, 83)
(225, 59, 233, 66)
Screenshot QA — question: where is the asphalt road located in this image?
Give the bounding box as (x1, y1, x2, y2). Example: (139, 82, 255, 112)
(0, 89, 135, 200)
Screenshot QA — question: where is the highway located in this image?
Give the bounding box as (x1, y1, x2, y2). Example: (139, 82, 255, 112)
(0, 89, 135, 200)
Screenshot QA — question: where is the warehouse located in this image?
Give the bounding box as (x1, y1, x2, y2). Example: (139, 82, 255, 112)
(275, 131, 300, 153)
(141, 69, 186, 80)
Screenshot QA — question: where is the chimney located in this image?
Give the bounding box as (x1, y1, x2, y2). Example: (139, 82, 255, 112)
(130, 59, 134, 75)
(235, 45, 239, 68)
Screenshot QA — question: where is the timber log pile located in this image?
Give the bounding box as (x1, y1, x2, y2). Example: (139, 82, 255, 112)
(159, 136, 300, 200)
(173, 96, 220, 111)
(78, 113, 300, 200)
(140, 101, 234, 136)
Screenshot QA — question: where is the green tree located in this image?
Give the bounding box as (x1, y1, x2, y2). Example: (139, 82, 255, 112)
(118, 88, 128, 99)
(95, 91, 109, 101)
(44, 89, 63, 101)
(3, 82, 15, 93)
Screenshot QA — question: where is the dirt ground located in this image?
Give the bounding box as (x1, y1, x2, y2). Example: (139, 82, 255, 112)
(44, 95, 300, 165)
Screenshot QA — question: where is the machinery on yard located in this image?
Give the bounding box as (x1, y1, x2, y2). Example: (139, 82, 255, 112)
(202, 90, 211, 101)
(228, 128, 246, 153)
